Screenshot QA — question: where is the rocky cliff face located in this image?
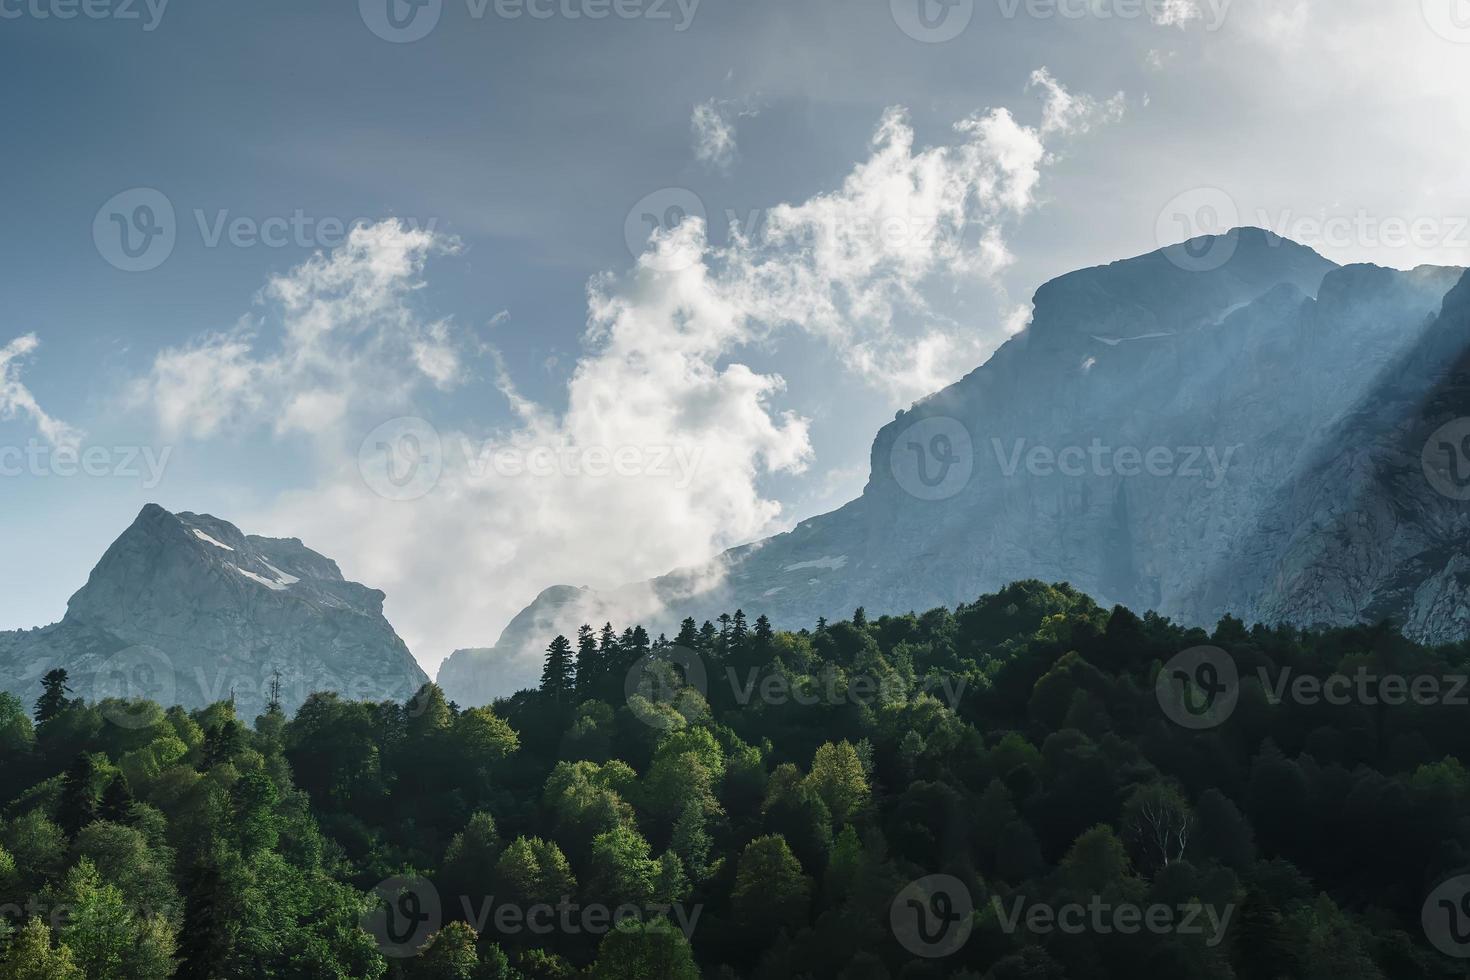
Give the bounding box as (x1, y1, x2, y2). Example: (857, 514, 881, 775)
(445, 229, 1470, 704)
(0, 504, 428, 720)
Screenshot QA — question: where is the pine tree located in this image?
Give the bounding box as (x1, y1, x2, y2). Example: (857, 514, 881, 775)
(754, 614, 774, 646)
(98, 774, 135, 824)
(852, 606, 867, 629)
(541, 635, 575, 701)
(203, 720, 243, 769)
(35, 668, 70, 724)
(697, 621, 717, 651)
(57, 754, 97, 837)
(574, 625, 599, 699)
(674, 618, 699, 649)
(176, 860, 232, 980)
(731, 610, 749, 648)
(598, 623, 621, 692)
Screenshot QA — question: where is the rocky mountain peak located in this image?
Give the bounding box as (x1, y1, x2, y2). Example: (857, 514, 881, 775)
(1, 505, 427, 721)
(440, 232, 1470, 705)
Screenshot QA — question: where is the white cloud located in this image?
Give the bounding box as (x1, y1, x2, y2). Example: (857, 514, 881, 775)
(137, 222, 462, 440)
(1152, 0, 1201, 27)
(692, 99, 740, 172)
(0, 334, 81, 449)
(1028, 67, 1126, 136)
(1003, 304, 1034, 336)
(691, 96, 762, 173)
(137, 70, 1121, 682)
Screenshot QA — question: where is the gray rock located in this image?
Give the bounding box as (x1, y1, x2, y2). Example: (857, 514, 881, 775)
(0, 504, 428, 720)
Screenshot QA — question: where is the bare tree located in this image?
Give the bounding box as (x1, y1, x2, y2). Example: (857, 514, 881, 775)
(1123, 783, 1193, 871)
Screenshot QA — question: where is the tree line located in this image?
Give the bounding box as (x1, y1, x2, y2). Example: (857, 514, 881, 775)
(1, 580, 1468, 977)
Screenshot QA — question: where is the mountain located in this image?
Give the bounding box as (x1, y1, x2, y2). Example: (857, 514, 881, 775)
(0, 504, 428, 720)
(442, 228, 1470, 703)
(437, 585, 599, 709)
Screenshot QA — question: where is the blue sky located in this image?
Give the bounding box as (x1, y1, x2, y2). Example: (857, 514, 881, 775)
(3, 0, 1469, 672)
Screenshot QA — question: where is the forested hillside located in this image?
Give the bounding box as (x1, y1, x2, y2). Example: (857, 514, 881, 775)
(2, 581, 1469, 978)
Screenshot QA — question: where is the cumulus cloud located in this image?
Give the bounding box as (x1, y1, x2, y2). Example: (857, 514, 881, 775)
(253, 219, 813, 681)
(135, 70, 1121, 685)
(136, 222, 461, 440)
(0, 334, 81, 449)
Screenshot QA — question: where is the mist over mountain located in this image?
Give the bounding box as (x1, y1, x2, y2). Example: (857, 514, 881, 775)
(0, 504, 428, 719)
(441, 229, 1470, 703)
(8, 229, 1469, 713)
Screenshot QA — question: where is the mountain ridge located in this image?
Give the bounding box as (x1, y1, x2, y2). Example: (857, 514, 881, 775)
(439, 230, 1470, 703)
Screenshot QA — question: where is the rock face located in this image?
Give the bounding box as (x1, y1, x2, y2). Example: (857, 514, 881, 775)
(436, 585, 597, 707)
(0, 504, 428, 719)
(446, 229, 1470, 704)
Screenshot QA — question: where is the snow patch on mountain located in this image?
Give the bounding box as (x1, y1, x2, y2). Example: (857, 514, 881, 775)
(783, 555, 848, 573)
(191, 529, 234, 551)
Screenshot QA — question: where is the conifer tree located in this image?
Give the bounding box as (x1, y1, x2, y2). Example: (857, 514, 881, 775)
(541, 636, 575, 701)
(35, 668, 70, 724)
(622, 626, 651, 677)
(574, 624, 599, 699)
(98, 774, 135, 825)
(674, 617, 699, 648)
(731, 609, 748, 648)
(697, 620, 717, 651)
(57, 754, 97, 838)
(176, 860, 231, 980)
(203, 720, 243, 769)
